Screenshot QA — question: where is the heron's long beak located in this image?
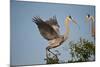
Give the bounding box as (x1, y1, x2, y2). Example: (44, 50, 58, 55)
(71, 19, 77, 24)
(71, 19, 80, 30)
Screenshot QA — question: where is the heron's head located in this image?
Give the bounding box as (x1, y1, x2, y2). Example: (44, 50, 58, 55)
(86, 14, 90, 19)
(86, 14, 91, 22)
(68, 15, 72, 19)
(87, 14, 90, 18)
(65, 16, 72, 21)
(65, 15, 80, 30)
(65, 15, 77, 25)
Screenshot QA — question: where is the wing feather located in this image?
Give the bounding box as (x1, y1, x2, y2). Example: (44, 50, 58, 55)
(32, 16, 59, 40)
(46, 16, 60, 27)
(45, 16, 60, 34)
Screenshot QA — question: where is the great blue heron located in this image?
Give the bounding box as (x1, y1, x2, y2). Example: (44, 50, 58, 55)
(86, 14, 95, 38)
(32, 16, 77, 57)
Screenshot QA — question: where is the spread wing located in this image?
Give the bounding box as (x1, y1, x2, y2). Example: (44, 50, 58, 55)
(45, 16, 60, 34)
(32, 16, 60, 40)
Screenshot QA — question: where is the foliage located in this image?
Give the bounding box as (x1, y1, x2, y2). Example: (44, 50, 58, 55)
(45, 53, 59, 64)
(45, 38, 95, 64)
(69, 38, 95, 62)
(46, 57, 59, 64)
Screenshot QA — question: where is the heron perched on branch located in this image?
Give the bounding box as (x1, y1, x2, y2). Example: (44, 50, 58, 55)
(86, 14, 95, 38)
(32, 16, 77, 57)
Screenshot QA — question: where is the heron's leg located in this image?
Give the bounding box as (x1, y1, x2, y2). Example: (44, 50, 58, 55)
(48, 48, 59, 61)
(46, 47, 57, 58)
(46, 47, 49, 59)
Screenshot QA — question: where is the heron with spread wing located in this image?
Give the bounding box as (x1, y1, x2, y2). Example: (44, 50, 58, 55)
(32, 16, 77, 57)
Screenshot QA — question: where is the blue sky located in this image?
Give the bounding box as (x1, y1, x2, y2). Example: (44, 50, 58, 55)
(10, 1, 95, 65)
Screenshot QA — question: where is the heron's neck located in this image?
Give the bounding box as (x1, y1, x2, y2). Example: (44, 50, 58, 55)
(91, 16, 94, 23)
(63, 19, 70, 40)
(91, 16, 95, 37)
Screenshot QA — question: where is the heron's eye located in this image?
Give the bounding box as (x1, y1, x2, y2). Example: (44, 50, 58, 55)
(69, 16, 72, 19)
(88, 14, 90, 18)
